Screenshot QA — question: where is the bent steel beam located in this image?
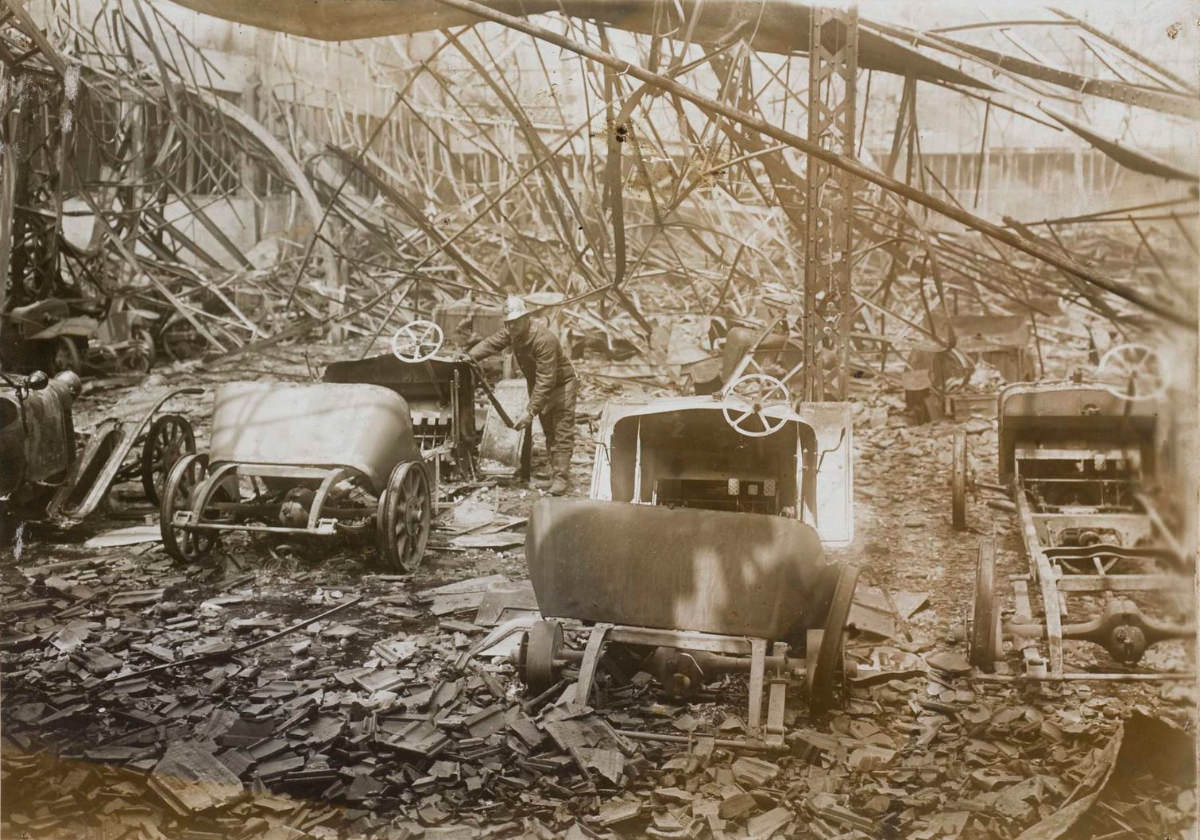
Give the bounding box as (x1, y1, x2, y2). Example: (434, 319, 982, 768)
(867, 19, 1200, 120)
(165, 0, 988, 89)
(429, 0, 1196, 329)
(1040, 106, 1199, 183)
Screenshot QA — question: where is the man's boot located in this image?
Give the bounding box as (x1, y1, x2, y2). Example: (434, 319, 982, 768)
(547, 451, 572, 496)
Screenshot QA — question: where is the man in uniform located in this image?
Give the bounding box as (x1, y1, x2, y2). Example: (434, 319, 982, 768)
(469, 297, 577, 495)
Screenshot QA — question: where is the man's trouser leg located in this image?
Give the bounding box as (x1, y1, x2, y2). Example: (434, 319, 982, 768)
(529, 420, 554, 489)
(544, 379, 576, 495)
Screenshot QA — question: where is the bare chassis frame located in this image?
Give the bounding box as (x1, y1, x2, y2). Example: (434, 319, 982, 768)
(972, 479, 1193, 681)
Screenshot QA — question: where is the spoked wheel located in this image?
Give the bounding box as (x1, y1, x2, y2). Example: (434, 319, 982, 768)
(969, 538, 1002, 672)
(721, 373, 792, 438)
(376, 461, 432, 572)
(808, 564, 860, 715)
(951, 428, 968, 531)
(390, 319, 444, 364)
(520, 619, 564, 695)
(140, 415, 196, 505)
(160, 453, 218, 563)
(1096, 343, 1167, 402)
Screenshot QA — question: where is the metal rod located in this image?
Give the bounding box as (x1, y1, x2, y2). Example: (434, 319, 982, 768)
(1171, 212, 1199, 254)
(465, 358, 516, 428)
(1127, 214, 1179, 287)
(282, 92, 406, 312)
(975, 671, 1195, 682)
(973, 101, 990, 209)
(99, 596, 364, 686)
(615, 729, 775, 751)
(1030, 196, 1197, 226)
(1048, 7, 1198, 94)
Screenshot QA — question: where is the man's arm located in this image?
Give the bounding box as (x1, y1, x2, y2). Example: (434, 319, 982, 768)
(468, 330, 509, 362)
(526, 332, 559, 415)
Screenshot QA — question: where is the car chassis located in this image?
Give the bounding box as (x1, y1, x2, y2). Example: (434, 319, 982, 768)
(959, 345, 1195, 678)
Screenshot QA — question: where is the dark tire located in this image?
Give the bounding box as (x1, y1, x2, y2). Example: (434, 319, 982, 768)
(809, 564, 860, 715)
(522, 619, 563, 695)
(159, 317, 201, 362)
(951, 428, 968, 531)
(140, 415, 196, 505)
(123, 325, 156, 373)
(970, 538, 1001, 672)
(375, 461, 432, 572)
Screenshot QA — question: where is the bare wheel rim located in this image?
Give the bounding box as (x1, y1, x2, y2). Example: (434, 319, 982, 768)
(160, 453, 216, 563)
(141, 415, 196, 505)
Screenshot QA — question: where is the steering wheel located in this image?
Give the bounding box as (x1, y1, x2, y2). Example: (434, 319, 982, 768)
(721, 373, 792, 438)
(1096, 343, 1167, 402)
(391, 319, 444, 364)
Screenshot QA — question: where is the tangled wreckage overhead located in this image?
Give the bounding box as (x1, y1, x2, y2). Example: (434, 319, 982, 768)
(160, 0, 1199, 324)
(2, 0, 1197, 393)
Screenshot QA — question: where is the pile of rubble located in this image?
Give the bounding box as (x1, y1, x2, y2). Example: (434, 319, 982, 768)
(2, 510, 1193, 840)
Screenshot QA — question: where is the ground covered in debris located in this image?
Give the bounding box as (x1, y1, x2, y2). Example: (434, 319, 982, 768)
(2, 347, 1195, 840)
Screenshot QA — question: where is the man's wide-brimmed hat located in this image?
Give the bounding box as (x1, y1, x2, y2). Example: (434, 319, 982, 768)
(503, 296, 529, 322)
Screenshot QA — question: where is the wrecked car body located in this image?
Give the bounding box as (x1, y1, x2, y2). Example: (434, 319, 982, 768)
(517, 394, 859, 743)
(323, 353, 479, 469)
(1, 370, 78, 525)
(159, 381, 435, 572)
(1, 369, 198, 537)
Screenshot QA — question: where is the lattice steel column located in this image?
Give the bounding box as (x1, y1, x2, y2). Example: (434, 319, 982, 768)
(803, 6, 858, 402)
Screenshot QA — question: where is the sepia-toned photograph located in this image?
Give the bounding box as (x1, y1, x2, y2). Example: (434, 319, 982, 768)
(1, 0, 1197, 837)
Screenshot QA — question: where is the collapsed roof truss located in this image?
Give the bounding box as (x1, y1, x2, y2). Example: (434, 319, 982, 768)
(1, 0, 1195, 378)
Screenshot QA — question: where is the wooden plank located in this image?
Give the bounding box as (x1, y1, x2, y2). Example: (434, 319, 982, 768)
(148, 741, 243, 814)
(747, 638, 767, 732)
